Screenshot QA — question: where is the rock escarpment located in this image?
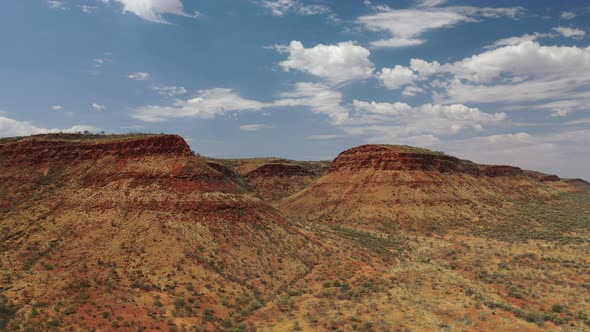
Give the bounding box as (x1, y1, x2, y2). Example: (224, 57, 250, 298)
(329, 144, 481, 175)
(246, 163, 313, 178)
(279, 144, 573, 224)
(0, 134, 191, 164)
(484, 165, 524, 177)
(540, 175, 560, 182)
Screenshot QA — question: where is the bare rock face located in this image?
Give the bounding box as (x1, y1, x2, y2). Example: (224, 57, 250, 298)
(484, 165, 524, 177)
(540, 175, 560, 182)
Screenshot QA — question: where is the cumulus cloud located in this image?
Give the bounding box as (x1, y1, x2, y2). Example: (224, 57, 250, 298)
(0, 116, 99, 138)
(349, 101, 506, 137)
(260, 0, 330, 16)
(274, 82, 350, 124)
(152, 85, 187, 96)
(357, 4, 523, 48)
(439, 42, 590, 114)
(131, 88, 268, 122)
(101, 0, 199, 23)
(552, 26, 586, 40)
(378, 41, 590, 116)
(128, 72, 151, 80)
(276, 41, 375, 84)
(377, 65, 416, 90)
(51, 105, 63, 111)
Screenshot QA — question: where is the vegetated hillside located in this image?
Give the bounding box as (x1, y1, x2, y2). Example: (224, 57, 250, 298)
(279, 144, 577, 231)
(0, 134, 321, 331)
(563, 178, 590, 192)
(266, 144, 589, 331)
(1, 136, 589, 331)
(210, 158, 330, 203)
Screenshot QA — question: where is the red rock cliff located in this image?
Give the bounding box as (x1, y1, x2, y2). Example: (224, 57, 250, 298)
(484, 165, 524, 177)
(0, 135, 191, 165)
(328, 144, 481, 175)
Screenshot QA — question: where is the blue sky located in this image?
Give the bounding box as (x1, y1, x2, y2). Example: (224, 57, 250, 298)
(1, 0, 589, 179)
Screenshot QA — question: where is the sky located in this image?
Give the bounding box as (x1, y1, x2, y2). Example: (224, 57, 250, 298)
(0, 0, 589, 179)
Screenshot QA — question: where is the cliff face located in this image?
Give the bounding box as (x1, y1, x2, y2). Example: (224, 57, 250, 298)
(0, 134, 319, 331)
(484, 165, 524, 177)
(540, 175, 560, 182)
(329, 144, 481, 175)
(0, 135, 192, 164)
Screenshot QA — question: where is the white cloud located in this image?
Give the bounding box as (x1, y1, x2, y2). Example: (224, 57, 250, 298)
(92, 53, 112, 68)
(369, 38, 425, 48)
(487, 32, 554, 48)
(277, 41, 375, 84)
(102, 0, 198, 24)
(0, 116, 99, 138)
(416, 0, 447, 8)
(92, 103, 106, 111)
(51, 105, 63, 111)
(560, 11, 576, 20)
(383, 41, 590, 116)
(357, 4, 524, 48)
(274, 82, 349, 124)
(550, 109, 571, 117)
(552, 26, 586, 40)
(78, 5, 97, 13)
(131, 88, 268, 122)
(349, 101, 506, 137)
(377, 65, 416, 90)
(128, 72, 151, 80)
(240, 124, 271, 131)
(260, 0, 330, 16)
(441, 42, 590, 83)
(47, 0, 67, 10)
(152, 85, 187, 96)
(410, 59, 441, 78)
(402, 85, 425, 97)
(438, 130, 590, 179)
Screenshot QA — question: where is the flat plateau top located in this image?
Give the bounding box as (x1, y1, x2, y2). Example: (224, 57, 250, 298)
(0, 133, 165, 145)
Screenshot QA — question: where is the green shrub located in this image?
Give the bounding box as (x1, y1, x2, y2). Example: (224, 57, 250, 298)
(551, 303, 565, 313)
